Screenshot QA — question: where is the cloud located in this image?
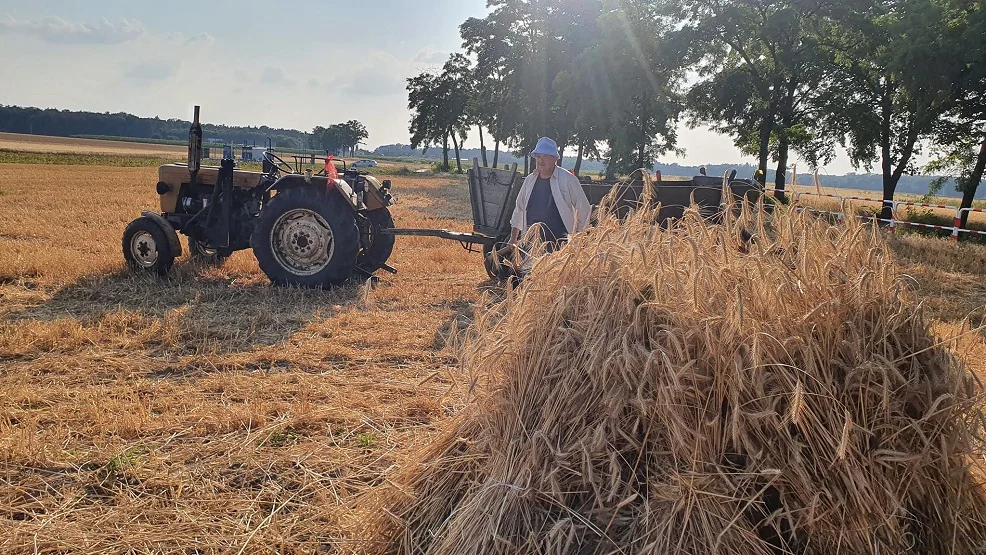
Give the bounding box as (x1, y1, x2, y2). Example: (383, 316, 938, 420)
(0, 15, 145, 44)
(324, 51, 408, 98)
(308, 78, 320, 88)
(185, 32, 215, 46)
(123, 60, 178, 83)
(260, 66, 296, 87)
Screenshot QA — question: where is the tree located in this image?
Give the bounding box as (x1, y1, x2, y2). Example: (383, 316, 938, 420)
(925, 0, 986, 228)
(312, 123, 349, 155)
(815, 0, 959, 219)
(461, 0, 605, 173)
(406, 54, 473, 173)
(461, 13, 519, 169)
(441, 54, 474, 173)
(342, 120, 368, 157)
(665, 0, 836, 197)
(407, 71, 449, 169)
(552, 63, 606, 176)
(586, 0, 682, 179)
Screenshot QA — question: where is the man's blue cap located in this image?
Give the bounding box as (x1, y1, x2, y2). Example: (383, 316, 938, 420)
(532, 137, 559, 158)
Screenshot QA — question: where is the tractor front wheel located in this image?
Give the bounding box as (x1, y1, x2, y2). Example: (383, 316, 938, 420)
(123, 216, 176, 275)
(251, 187, 359, 287)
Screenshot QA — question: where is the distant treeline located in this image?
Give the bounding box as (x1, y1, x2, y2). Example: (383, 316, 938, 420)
(0, 105, 311, 149)
(374, 143, 972, 199)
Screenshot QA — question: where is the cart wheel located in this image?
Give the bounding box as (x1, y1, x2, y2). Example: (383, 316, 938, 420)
(483, 240, 514, 281)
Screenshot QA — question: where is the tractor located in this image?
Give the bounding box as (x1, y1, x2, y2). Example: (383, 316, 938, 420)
(122, 106, 396, 287)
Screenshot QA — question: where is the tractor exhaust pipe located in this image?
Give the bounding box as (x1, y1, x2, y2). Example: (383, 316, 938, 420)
(188, 105, 202, 184)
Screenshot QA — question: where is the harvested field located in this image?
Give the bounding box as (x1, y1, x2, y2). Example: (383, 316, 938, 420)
(0, 133, 432, 175)
(0, 132, 188, 157)
(1, 160, 986, 553)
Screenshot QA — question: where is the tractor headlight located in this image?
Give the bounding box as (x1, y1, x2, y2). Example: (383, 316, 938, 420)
(156, 182, 171, 195)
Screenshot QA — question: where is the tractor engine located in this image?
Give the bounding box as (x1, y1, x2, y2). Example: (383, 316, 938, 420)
(171, 180, 260, 252)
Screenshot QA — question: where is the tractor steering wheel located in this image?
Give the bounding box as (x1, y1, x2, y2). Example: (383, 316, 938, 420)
(263, 151, 294, 175)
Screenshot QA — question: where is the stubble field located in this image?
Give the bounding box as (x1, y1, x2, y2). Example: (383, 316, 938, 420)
(1, 161, 489, 553)
(2, 143, 986, 553)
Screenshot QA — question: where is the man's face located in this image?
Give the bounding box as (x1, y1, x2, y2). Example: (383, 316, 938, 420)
(534, 154, 557, 176)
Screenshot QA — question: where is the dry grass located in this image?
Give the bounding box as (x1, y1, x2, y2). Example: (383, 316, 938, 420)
(1, 159, 986, 553)
(782, 177, 986, 228)
(358, 201, 986, 554)
(0, 163, 487, 553)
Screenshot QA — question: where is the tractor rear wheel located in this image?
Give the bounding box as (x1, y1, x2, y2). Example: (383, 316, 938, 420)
(251, 187, 359, 287)
(357, 208, 396, 273)
(123, 216, 176, 275)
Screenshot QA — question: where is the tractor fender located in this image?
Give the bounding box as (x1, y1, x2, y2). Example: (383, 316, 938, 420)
(268, 175, 358, 211)
(140, 210, 183, 257)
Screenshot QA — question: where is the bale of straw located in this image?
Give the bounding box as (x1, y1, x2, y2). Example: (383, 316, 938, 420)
(358, 202, 986, 554)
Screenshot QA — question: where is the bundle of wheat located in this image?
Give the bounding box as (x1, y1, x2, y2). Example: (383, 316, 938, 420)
(357, 199, 986, 554)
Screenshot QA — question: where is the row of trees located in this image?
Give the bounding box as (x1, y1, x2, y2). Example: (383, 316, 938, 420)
(0, 105, 311, 149)
(407, 0, 985, 221)
(0, 106, 373, 157)
(310, 121, 369, 157)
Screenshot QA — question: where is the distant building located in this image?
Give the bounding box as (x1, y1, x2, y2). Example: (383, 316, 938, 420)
(240, 145, 268, 161)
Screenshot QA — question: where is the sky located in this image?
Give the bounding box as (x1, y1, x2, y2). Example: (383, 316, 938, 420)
(0, 0, 860, 174)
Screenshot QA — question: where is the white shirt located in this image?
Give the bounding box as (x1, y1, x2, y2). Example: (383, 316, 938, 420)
(509, 166, 591, 236)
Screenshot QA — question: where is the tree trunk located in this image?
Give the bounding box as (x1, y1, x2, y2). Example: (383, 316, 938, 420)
(442, 130, 450, 172)
(493, 137, 500, 168)
(558, 143, 566, 167)
(760, 80, 780, 190)
(775, 138, 789, 203)
(478, 124, 488, 167)
(774, 79, 796, 203)
(959, 137, 986, 229)
(880, 79, 895, 220)
(637, 93, 648, 171)
(574, 141, 584, 177)
(451, 132, 462, 174)
(758, 114, 773, 188)
(524, 154, 529, 175)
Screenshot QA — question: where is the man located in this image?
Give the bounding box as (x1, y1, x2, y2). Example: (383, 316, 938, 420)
(507, 137, 591, 253)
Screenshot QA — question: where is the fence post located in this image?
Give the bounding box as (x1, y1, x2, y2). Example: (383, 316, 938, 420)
(887, 200, 896, 234)
(951, 208, 963, 243)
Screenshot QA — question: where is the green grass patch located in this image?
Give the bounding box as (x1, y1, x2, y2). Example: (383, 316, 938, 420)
(260, 429, 302, 448)
(105, 445, 148, 473)
(0, 149, 180, 167)
(357, 432, 380, 449)
(893, 207, 986, 244)
(0, 149, 272, 171)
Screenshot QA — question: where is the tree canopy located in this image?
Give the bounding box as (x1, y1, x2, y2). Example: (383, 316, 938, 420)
(406, 0, 984, 215)
(311, 121, 368, 157)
